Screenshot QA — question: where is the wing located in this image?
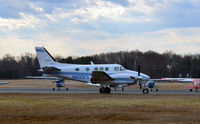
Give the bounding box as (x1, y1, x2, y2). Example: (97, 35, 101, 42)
(151, 78, 194, 83)
(90, 71, 114, 84)
(26, 76, 57, 80)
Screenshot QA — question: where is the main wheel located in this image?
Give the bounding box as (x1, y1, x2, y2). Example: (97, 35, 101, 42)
(143, 88, 149, 94)
(99, 87, 105, 93)
(105, 87, 111, 93)
(156, 89, 158, 92)
(190, 89, 192, 92)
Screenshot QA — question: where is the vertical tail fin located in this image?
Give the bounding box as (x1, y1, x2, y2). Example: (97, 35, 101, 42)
(35, 47, 56, 68)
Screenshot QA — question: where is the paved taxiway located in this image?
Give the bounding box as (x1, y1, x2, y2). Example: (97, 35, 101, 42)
(0, 87, 199, 94)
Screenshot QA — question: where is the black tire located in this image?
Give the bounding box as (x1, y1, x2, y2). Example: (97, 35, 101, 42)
(143, 88, 149, 94)
(156, 89, 158, 92)
(190, 89, 192, 92)
(105, 87, 111, 93)
(99, 87, 105, 93)
(53, 88, 55, 91)
(66, 88, 68, 91)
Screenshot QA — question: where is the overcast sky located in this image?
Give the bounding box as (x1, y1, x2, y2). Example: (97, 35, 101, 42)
(0, 0, 200, 57)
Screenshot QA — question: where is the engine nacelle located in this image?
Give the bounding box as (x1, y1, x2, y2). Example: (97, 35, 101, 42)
(147, 81, 155, 88)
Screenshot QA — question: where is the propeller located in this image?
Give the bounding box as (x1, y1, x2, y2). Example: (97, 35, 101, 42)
(131, 65, 143, 89)
(137, 65, 142, 89)
(137, 65, 140, 76)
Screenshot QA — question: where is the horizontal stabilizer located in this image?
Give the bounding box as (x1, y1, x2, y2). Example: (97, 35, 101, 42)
(90, 71, 114, 83)
(42, 66, 61, 73)
(0, 82, 9, 84)
(25, 76, 57, 80)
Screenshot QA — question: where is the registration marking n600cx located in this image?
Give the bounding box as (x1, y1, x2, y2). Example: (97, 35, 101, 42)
(72, 75, 90, 80)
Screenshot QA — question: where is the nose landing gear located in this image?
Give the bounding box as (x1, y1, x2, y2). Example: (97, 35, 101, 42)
(142, 88, 149, 94)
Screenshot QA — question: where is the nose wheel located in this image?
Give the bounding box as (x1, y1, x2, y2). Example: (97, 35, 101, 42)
(143, 88, 149, 94)
(99, 87, 111, 94)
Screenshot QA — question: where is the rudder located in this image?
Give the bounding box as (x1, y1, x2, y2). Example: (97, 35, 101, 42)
(35, 47, 56, 68)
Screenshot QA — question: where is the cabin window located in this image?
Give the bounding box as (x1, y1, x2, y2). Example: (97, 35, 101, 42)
(85, 67, 90, 71)
(100, 67, 104, 71)
(114, 67, 119, 71)
(94, 67, 98, 71)
(105, 67, 109, 71)
(75, 68, 80, 71)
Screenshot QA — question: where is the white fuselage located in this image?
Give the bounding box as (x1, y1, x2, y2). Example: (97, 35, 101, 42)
(43, 64, 150, 86)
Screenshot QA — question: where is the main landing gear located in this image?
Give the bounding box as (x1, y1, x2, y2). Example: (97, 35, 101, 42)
(99, 87, 111, 94)
(53, 87, 69, 91)
(150, 89, 159, 92)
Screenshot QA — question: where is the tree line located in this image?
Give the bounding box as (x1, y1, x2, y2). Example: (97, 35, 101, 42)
(0, 50, 200, 79)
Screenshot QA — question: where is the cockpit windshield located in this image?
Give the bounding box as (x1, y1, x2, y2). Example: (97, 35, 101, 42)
(114, 66, 126, 71)
(120, 66, 125, 71)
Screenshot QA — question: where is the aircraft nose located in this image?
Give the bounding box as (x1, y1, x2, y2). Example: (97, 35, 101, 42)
(144, 74, 150, 80)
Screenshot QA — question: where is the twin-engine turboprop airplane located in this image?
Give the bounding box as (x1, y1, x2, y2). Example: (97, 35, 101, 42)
(34, 47, 154, 94)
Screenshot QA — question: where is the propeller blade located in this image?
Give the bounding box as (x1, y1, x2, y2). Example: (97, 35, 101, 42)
(138, 65, 140, 76)
(139, 83, 142, 89)
(137, 80, 142, 89)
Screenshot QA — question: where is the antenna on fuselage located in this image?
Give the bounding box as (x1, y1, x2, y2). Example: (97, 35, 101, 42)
(90, 61, 94, 65)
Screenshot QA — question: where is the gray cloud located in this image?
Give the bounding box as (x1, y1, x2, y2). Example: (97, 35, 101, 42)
(0, 0, 200, 57)
(152, 0, 200, 28)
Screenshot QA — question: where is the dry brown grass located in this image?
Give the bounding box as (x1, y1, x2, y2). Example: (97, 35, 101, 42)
(0, 93, 199, 124)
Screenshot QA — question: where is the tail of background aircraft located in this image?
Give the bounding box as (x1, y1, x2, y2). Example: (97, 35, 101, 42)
(35, 47, 57, 68)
